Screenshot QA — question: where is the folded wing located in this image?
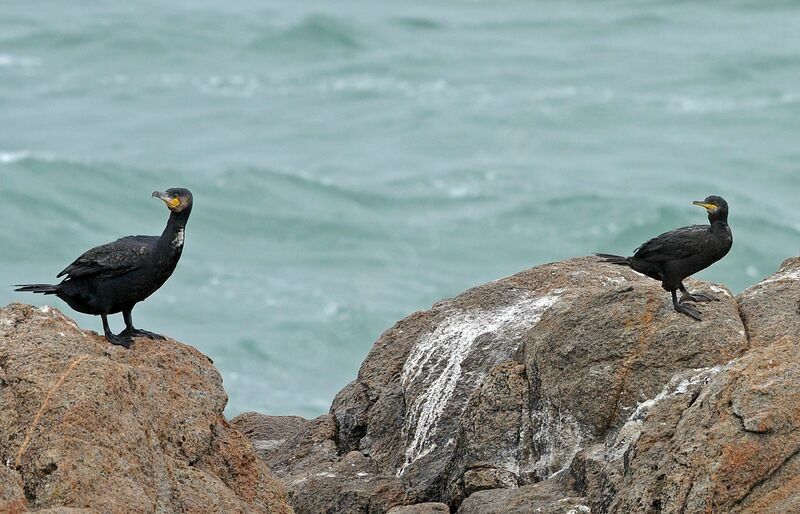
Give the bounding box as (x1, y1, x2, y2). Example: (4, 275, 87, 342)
(633, 225, 709, 263)
(57, 236, 156, 279)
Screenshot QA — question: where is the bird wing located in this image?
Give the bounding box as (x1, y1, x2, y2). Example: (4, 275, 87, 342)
(633, 225, 710, 263)
(57, 235, 157, 279)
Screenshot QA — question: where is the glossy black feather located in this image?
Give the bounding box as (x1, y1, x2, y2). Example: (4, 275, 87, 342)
(15, 188, 194, 346)
(596, 195, 732, 321)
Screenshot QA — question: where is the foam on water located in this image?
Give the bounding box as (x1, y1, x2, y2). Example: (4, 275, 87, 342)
(0, 152, 33, 165)
(0, 54, 40, 67)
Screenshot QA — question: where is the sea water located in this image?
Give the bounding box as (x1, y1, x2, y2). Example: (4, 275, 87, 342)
(2, 0, 799, 416)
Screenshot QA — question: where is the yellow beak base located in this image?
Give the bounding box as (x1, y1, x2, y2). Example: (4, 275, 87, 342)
(692, 201, 717, 211)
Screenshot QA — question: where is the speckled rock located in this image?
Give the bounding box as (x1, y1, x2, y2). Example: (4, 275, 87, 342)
(0, 303, 292, 514)
(737, 256, 800, 348)
(231, 412, 309, 461)
(234, 256, 800, 513)
(456, 474, 589, 514)
(386, 502, 449, 514)
(566, 258, 800, 513)
(243, 257, 747, 512)
(0, 464, 26, 514)
(337, 258, 744, 503)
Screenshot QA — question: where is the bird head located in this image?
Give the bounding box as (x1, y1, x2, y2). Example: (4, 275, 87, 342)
(153, 188, 193, 213)
(692, 195, 728, 222)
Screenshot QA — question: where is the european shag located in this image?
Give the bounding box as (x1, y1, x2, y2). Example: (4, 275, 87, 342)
(15, 188, 193, 348)
(596, 195, 732, 321)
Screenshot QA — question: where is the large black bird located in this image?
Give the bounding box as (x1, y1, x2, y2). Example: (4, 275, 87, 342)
(596, 195, 732, 321)
(15, 188, 193, 348)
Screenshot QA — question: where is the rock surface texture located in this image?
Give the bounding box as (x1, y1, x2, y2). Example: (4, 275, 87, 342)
(236, 255, 800, 513)
(0, 303, 293, 514)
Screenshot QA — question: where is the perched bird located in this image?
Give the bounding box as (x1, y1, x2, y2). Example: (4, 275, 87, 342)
(15, 188, 193, 348)
(596, 195, 732, 321)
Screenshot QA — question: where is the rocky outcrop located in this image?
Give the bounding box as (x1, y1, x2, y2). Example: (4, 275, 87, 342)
(16, 253, 800, 513)
(386, 503, 449, 514)
(0, 303, 292, 514)
(456, 473, 589, 514)
(238, 256, 768, 513)
(570, 256, 800, 513)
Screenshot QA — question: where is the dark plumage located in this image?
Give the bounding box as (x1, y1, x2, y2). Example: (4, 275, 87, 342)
(596, 195, 732, 321)
(15, 188, 193, 348)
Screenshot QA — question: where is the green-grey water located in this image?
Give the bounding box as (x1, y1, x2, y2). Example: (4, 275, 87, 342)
(2, 1, 799, 417)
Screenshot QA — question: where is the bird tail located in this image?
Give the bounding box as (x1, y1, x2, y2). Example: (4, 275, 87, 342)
(595, 253, 631, 266)
(14, 284, 58, 295)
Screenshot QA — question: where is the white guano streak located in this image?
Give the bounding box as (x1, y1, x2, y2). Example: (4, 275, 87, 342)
(397, 293, 560, 476)
(629, 363, 727, 422)
(755, 268, 800, 286)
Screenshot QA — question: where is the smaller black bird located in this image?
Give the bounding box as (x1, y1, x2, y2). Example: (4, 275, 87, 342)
(15, 188, 193, 348)
(596, 195, 732, 321)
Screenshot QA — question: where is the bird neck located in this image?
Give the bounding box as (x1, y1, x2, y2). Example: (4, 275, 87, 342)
(709, 218, 728, 232)
(159, 208, 191, 248)
(708, 209, 727, 225)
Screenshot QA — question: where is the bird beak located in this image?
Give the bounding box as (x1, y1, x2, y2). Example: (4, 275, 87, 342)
(153, 191, 180, 209)
(692, 201, 717, 212)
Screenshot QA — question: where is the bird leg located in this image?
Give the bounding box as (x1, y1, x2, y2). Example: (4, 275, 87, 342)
(678, 282, 718, 303)
(120, 309, 166, 340)
(671, 290, 702, 321)
(102, 314, 132, 349)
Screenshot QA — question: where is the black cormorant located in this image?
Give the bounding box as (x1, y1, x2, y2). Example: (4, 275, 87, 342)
(15, 188, 193, 348)
(596, 195, 732, 321)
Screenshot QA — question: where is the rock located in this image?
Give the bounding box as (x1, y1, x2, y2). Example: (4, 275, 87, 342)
(284, 449, 409, 514)
(243, 256, 747, 512)
(387, 502, 450, 513)
(0, 303, 292, 514)
(456, 474, 589, 514)
(234, 411, 409, 513)
(30, 509, 97, 514)
(601, 337, 800, 513)
(737, 256, 800, 348)
(231, 412, 309, 460)
(582, 262, 800, 513)
(443, 361, 529, 505)
(331, 257, 745, 504)
(230, 256, 800, 512)
(570, 366, 726, 513)
(0, 464, 26, 514)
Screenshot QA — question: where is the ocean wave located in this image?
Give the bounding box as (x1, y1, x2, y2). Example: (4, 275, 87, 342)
(0, 54, 41, 68)
(511, 86, 800, 114)
(665, 92, 800, 113)
(212, 166, 406, 212)
(89, 72, 264, 98)
(392, 17, 444, 31)
(612, 12, 667, 27)
(318, 73, 450, 98)
(194, 74, 260, 98)
(0, 150, 55, 164)
(249, 14, 363, 53)
(0, 151, 32, 164)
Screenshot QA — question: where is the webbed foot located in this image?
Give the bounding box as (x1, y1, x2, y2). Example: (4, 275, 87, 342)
(106, 332, 133, 349)
(120, 327, 165, 340)
(675, 302, 702, 321)
(680, 291, 718, 303)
